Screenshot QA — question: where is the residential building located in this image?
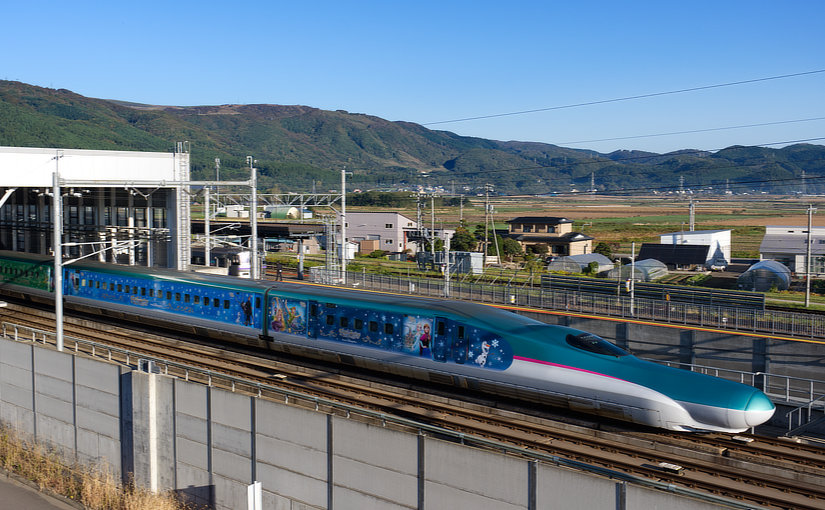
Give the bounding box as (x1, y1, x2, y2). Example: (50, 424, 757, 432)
(760, 225, 825, 275)
(504, 216, 593, 256)
(342, 211, 419, 255)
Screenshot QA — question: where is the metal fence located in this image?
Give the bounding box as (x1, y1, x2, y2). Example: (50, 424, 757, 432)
(312, 268, 825, 340)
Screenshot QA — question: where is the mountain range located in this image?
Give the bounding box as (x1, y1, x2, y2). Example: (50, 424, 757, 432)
(1, 80, 823, 196)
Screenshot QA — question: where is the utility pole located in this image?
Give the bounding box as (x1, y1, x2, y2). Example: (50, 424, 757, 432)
(689, 198, 695, 231)
(53, 155, 64, 352)
(215, 158, 220, 210)
(431, 195, 436, 260)
(483, 185, 491, 267)
(806, 204, 817, 307)
(204, 186, 211, 266)
(247, 156, 259, 280)
(341, 166, 347, 282)
(630, 241, 636, 316)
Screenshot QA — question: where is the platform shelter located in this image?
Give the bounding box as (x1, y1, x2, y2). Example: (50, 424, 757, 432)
(0, 145, 190, 269)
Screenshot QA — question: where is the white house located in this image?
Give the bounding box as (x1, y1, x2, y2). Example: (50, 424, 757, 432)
(659, 229, 731, 268)
(760, 225, 825, 275)
(342, 212, 420, 254)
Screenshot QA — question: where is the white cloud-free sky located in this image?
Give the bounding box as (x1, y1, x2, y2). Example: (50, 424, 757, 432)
(3, 0, 823, 153)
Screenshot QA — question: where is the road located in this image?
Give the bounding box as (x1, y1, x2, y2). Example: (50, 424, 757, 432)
(0, 472, 80, 510)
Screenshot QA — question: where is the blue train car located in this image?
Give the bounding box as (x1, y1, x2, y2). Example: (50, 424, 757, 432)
(63, 264, 264, 331)
(0, 251, 775, 433)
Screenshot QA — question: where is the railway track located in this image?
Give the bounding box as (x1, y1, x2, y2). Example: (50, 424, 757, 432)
(2, 301, 824, 510)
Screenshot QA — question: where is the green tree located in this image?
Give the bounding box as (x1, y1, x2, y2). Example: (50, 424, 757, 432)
(501, 238, 523, 261)
(450, 225, 477, 251)
(593, 242, 613, 259)
(527, 243, 549, 256)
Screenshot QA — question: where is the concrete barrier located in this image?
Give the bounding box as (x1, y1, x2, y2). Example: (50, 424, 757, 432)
(0, 336, 758, 509)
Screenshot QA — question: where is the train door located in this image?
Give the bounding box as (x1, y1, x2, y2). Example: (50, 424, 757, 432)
(307, 301, 320, 339)
(432, 317, 450, 362)
(451, 324, 469, 364)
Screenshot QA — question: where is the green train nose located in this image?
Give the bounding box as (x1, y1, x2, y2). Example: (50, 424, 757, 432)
(744, 391, 775, 427)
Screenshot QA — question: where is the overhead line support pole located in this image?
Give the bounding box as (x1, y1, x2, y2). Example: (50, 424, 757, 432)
(53, 158, 64, 352)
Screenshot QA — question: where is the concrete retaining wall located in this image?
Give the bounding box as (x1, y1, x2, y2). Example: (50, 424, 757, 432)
(0, 337, 753, 509)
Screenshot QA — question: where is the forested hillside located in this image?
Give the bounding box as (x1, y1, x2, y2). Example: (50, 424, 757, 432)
(1, 80, 823, 195)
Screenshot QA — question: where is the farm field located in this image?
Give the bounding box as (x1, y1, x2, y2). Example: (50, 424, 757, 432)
(376, 194, 825, 258)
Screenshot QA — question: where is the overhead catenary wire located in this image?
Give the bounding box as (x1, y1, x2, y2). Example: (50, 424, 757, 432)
(558, 116, 825, 146)
(422, 69, 825, 126)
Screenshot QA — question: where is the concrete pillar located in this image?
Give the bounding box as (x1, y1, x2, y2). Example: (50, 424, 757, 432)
(679, 330, 696, 368)
(121, 370, 176, 491)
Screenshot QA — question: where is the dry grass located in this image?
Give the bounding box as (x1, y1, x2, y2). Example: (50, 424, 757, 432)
(0, 426, 185, 510)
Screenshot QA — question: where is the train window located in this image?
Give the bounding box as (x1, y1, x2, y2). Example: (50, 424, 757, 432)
(204, 297, 210, 306)
(565, 333, 629, 357)
(354, 318, 363, 329)
(117, 284, 123, 292)
(149, 289, 154, 297)
(81, 279, 86, 287)
(310, 304, 318, 316)
(141, 288, 146, 296)
(109, 283, 115, 291)
(325, 303, 337, 308)
(340, 317, 348, 328)
(193, 295, 200, 304)
(255, 297, 260, 309)
(437, 321, 445, 336)
(164, 291, 170, 300)
(326, 315, 335, 326)
(458, 326, 465, 339)
(184, 294, 190, 303)
(223, 300, 230, 309)
(214, 299, 220, 308)
(175, 293, 181, 301)
(384, 323, 394, 335)
(369, 321, 378, 332)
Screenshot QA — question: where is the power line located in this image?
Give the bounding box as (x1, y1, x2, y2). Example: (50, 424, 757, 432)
(423, 69, 825, 126)
(558, 116, 825, 146)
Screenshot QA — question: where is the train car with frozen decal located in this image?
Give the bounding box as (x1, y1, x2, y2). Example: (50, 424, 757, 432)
(0, 250, 774, 433)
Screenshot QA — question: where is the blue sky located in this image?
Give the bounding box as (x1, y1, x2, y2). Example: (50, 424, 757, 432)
(2, 1, 823, 154)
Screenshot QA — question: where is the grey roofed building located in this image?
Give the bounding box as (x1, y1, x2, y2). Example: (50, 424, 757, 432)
(637, 243, 710, 269)
(759, 225, 825, 275)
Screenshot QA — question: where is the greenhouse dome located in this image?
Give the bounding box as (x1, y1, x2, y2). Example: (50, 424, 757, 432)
(547, 253, 614, 274)
(605, 259, 668, 282)
(737, 260, 791, 292)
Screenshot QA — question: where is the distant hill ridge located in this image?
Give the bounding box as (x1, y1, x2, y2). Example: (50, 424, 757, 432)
(1, 80, 823, 195)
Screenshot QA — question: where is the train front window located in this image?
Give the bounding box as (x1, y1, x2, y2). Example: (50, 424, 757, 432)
(565, 333, 629, 357)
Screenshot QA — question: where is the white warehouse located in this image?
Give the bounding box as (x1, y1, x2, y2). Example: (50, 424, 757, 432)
(659, 229, 731, 268)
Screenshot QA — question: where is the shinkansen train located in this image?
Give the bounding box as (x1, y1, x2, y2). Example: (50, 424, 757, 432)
(0, 251, 775, 433)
